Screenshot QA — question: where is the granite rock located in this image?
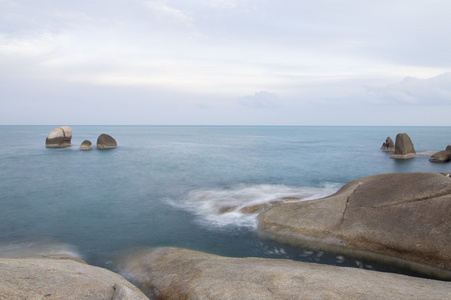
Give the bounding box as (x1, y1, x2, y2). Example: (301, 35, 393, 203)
(80, 140, 93, 150)
(46, 126, 72, 148)
(97, 134, 117, 149)
(122, 247, 451, 300)
(0, 257, 149, 300)
(429, 150, 451, 163)
(258, 172, 451, 277)
(380, 136, 395, 151)
(389, 133, 416, 159)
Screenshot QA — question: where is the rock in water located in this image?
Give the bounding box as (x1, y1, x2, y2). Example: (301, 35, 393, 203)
(429, 150, 451, 163)
(0, 258, 149, 299)
(97, 134, 117, 149)
(45, 126, 72, 148)
(446, 145, 451, 153)
(380, 136, 395, 151)
(80, 140, 93, 150)
(122, 247, 451, 300)
(258, 172, 451, 278)
(389, 133, 416, 159)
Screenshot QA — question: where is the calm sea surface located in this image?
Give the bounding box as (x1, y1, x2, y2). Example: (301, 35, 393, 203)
(0, 126, 449, 277)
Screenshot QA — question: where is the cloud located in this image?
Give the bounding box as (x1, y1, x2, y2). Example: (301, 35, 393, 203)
(368, 73, 451, 105)
(239, 91, 281, 109)
(144, 1, 192, 25)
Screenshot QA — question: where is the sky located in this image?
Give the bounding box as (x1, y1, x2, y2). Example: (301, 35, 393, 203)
(1, 0, 451, 125)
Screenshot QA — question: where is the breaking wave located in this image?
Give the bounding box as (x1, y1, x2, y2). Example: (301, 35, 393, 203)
(170, 183, 340, 229)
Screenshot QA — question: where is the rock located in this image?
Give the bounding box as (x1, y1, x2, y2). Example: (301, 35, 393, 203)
(0, 258, 149, 300)
(258, 172, 451, 277)
(446, 145, 451, 153)
(389, 133, 416, 159)
(80, 140, 93, 150)
(121, 247, 451, 300)
(429, 150, 451, 163)
(380, 136, 395, 151)
(97, 134, 117, 149)
(45, 126, 72, 148)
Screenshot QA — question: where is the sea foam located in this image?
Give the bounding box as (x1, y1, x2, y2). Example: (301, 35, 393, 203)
(170, 183, 339, 229)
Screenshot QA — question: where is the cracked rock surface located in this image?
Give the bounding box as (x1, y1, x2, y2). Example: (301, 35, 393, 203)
(258, 172, 451, 274)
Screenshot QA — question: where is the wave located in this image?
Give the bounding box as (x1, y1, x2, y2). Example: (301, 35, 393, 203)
(169, 183, 340, 230)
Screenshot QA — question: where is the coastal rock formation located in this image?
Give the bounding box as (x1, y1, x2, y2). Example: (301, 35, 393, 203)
(380, 136, 395, 151)
(122, 247, 451, 300)
(80, 140, 93, 150)
(97, 134, 117, 149)
(45, 126, 72, 148)
(389, 133, 416, 159)
(446, 145, 451, 153)
(429, 150, 451, 163)
(0, 257, 149, 300)
(258, 172, 451, 277)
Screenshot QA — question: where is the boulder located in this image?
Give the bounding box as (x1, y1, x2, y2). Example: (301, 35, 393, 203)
(258, 173, 451, 277)
(380, 136, 395, 151)
(446, 145, 451, 153)
(429, 150, 451, 163)
(389, 133, 416, 159)
(0, 258, 149, 300)
(97, 134, 117, 149)
(45, 126, 72, 148)
(121, 247, 451, 300)
(80, 140, 93, 150)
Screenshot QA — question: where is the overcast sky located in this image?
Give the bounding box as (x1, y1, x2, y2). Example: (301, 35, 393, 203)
(1, 0, 451, 125)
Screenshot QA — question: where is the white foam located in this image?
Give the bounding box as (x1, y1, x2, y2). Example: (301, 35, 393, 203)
(170, 183, 339, 230)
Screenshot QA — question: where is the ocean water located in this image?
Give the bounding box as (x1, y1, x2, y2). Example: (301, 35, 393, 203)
(0, 126, 450, 278)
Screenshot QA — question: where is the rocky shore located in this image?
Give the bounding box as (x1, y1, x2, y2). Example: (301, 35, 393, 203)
(121, 247, 451, 300)
(3, 172, 451, 299)
(258, 172, 451, 278)
(0, 256, 149, 300)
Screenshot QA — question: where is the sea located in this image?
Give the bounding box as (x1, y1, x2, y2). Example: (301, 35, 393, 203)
(0, 126, 450, 279)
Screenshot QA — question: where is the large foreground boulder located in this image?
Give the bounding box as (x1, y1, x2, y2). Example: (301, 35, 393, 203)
(258, 172, 451, 277)
(45, 126, 72, 148)
(389, 133, 416, 159)
(97, 134, 117, 149)
(121, 247, 451, 300)
(0, 258, 148, 300)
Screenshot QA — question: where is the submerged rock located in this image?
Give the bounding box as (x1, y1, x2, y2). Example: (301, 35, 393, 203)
(389, 133, 416, 159)
(380, 136, 395, 151)
(429, 150, 451, 163)
(45, 126, 72, 148)
(0, 257, 149, 300)
(122, 247, 451, 300)
(258, 172, 451, 277)
(79, 140, 93, 150)
(97, 134, 117, 149)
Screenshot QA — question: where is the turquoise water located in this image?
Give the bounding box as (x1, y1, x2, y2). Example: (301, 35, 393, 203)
(0, 126, 449, 276)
